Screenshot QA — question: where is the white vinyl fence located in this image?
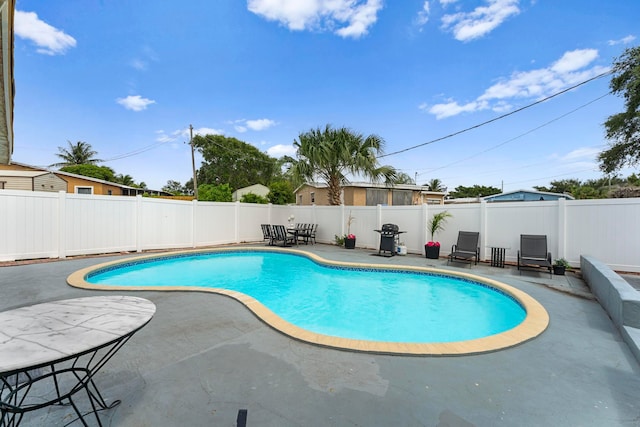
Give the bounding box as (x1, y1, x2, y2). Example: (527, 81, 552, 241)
(1, 190, 639, 272)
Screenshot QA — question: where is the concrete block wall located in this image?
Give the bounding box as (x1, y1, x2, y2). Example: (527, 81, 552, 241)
(581, 255, 640, 363)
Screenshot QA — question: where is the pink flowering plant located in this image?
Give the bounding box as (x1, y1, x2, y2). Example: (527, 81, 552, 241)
(426, 211, 452, 246)
(347, 233, 356, 240)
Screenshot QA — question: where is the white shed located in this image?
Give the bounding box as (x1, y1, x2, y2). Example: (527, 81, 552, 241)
(0, 170, 67, 192)
(232, 184, 270, 201)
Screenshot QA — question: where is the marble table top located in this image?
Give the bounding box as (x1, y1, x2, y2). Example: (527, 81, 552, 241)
(0, 296, 156, 374)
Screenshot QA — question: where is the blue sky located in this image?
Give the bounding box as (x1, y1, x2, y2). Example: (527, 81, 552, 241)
(12, 0, 639, 192)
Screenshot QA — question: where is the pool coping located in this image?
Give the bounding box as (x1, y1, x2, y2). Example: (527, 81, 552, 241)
(67, 246, 550, 356)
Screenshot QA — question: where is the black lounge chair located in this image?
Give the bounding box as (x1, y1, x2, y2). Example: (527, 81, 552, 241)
(261, 224, 274, 245)
(517, 234, 552, 277)
(271, 224, 297, 247)
(448, 231, 480, 267)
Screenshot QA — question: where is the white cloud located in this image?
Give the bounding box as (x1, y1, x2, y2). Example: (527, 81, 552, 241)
(550, 49, 599, 74)
(247, 0, 383, 39)
(267, 144, 297, 157)
(130, 59, 147, 71)
(608, 35, 636, 46)
(415, 2, 430, 28)
(193, 127, 224, 136)
(246, 118, 277, 131)
(423, 100, 489, 120)
(439, 0, 458, 5)
(116, 95, 156, 111)
(233, 118, 277, 132)
(561, 146, 602, 161)
(441, 0, 520, 42)
(424, 48, 609, 119)
(156, 127, 223, 143)
(14, 10, 77, 55)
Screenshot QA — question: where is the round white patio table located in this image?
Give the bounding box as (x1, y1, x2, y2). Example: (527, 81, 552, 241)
(0, 295, 155, 426)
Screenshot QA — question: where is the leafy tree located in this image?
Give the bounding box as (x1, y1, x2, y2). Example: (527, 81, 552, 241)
(240, 193, 269, 204)
(198, 183, 232, 202)
(598, 45, 640, 173)
(163, 180, 185, 195)
(393, 172, 415, 185)
(192, 134, 278, 190)
(51, 141, 102, 167)
(267, 180, 295, 205)
(627, 173, 640, 185)
(115, 174, 136, 186)
(424, 178, 446, 192)
(289, 124, 397, 205)
(60, 164, 116, 182)
(448, 185, 500, 198)
(534, 179, 582, 195)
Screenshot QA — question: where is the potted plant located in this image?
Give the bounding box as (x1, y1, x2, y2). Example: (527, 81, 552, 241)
(425, 211, 452, 259)
(344, 211, 356, 249)
(553, 258, 570, 275)
(345, 233, 356, 249)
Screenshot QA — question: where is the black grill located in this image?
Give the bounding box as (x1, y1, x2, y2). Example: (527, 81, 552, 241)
(375, 223, 402, 257)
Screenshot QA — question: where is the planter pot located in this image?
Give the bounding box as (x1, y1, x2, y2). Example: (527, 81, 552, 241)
(425, 245, 440, 259)
(397, 245, 407, 256)
(345, 237, 356, 249)
(553, 265, 566, 275)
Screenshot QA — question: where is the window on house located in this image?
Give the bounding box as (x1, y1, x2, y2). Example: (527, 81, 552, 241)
(392, 190, 412, 206)
(75, 186, 93, 194)
(107, 189, 113, 195)
(310, 192, 315, 203)
(0, 181, 5, 189)
(366, 189, 387, 206)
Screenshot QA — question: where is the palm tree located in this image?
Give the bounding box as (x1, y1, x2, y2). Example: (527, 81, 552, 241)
(425, 178, 446, 192)
(289, 124, 397, 205)
(51, 141, 102, 167)
(115, 174, 136, 186)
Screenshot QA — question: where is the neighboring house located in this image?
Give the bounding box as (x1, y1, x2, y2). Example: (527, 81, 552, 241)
(232, 184, 270, 202)
(0, 162, 170, 196)
(0, 170, 66, 192)
(0, 0, 15, 165)
(445, 190, 574, 204)
(483, 189, 574, 202)
(295, 182, 445, 206)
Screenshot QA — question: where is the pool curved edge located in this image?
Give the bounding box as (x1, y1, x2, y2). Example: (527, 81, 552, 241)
(67, 246, 550, 356)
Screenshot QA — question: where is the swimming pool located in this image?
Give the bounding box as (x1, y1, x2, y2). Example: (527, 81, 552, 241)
(68, 248, 549, 355)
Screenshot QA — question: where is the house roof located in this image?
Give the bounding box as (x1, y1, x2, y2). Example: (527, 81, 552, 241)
(2, 161, 170, 194)
(0, 0, 15, 164)
(295, 181, 445, 195)
(0, 170, 50, 178)
(483, 189, 574, 201)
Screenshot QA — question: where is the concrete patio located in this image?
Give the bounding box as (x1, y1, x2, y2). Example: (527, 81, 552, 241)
(1, 244, 639, 426)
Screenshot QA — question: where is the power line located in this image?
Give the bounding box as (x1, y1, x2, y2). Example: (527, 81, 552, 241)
(415, 92, 611, 178)
(379, 70, 612, 159)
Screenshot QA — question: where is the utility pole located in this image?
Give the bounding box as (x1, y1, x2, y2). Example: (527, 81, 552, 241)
(189, 124, 198, 199)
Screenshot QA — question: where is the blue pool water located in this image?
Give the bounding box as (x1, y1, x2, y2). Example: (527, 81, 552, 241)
(88, 251, 526, 343)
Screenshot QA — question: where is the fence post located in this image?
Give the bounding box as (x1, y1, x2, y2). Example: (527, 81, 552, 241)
(136, 195, 143, 253)
(57, 191, 66, 259)
(479, 200, 487, 261)
(421, 203, 429, 246)
(192, 199, 198, 248)
(557, 198, 567, 260)
(377, 204, 383, 230)
(235, 201, 241, 243)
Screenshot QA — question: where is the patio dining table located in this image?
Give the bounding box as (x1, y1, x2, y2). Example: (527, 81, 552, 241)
(0, 295, 155, 426)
